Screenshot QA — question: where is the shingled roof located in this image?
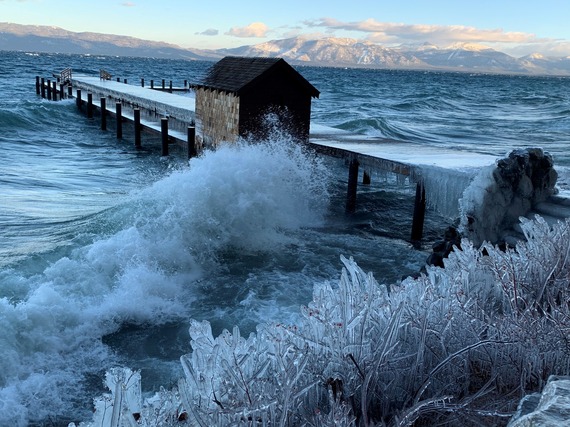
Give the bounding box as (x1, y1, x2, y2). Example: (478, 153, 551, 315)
(192, 56, 319, 98)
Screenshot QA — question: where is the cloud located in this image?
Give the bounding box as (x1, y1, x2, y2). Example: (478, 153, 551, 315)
(121, 2, 136, 6)
(226, 22, 269, 38)
(304, 17, 547, 46)
(196, 28, 219, 36)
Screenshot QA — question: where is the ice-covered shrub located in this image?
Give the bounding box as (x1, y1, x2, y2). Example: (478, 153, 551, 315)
(76, 216, 570, 427)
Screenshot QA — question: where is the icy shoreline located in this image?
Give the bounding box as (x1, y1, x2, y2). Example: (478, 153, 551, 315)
(73, 214, 570, 426)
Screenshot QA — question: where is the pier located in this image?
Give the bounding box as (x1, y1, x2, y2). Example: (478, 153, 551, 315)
(35, 69, 498, 242)
(38, 65, 568, 246)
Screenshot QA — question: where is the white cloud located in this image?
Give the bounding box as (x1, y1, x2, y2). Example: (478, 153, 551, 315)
(305, 17, 547, 46)
(226, 22, 269, 38)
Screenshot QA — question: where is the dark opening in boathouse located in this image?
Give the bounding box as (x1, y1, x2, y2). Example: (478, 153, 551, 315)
(192, 56, 320, 147)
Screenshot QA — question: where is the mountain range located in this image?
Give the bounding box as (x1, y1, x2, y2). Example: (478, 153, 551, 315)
(2, 22, 570, 76)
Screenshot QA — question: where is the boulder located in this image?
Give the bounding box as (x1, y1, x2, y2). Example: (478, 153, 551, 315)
(508, 375, 570, 426)
(460, 148, 558, 246)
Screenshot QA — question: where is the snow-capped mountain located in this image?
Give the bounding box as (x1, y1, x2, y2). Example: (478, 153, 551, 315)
(1, 23, 570, 75)
(221, 37, 425, 68)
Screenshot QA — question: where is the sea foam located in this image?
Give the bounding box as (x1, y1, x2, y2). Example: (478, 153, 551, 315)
(0, 136, 331, 426)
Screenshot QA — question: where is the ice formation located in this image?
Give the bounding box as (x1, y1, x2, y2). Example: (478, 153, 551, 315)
(459, 148, 558, 245)
(75, 215, 570, 426)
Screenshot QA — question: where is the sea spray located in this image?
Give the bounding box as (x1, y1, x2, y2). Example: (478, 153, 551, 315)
(0, 136, 332, 426)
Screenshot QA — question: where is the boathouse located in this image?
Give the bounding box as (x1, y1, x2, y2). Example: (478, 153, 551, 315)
(192, 56, 320, 147)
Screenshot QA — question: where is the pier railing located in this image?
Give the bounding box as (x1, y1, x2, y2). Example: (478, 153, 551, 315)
(100, 69, 112, 81)
(53, 67, 72, 84)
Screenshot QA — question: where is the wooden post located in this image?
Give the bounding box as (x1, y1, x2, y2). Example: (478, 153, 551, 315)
(41, 78, 46, 98)
(184, 80, 187, 88)
(117, 77, 120, 82)
(411, 180, 426, 242)
(187, 126, 196, 158)
(67, 85, 72, 98)
(134, 108, 141, 148)
(150, 80, 154, 89)
(47, 79, 52, 100)
(76, 89, 82, 109)
(363, 171, 371, 185)
(116, 102, 122, 139)
(161, 118, 169, 156)
(124, 78, 127, 84)
(52, 81, 57, 101)
(100, 97, 107, 130)
(162, 79, 165, 90)
(346, 158, 359, 213)
(169, 80, 173, 92)
(87, 93, 93, 118)
(141, 78, 144, 87)
(35, 76, 40, 94)
(59, 83, 64, 99)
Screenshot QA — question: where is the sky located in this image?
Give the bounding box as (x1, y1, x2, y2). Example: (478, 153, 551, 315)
(2, 0, 570, 57)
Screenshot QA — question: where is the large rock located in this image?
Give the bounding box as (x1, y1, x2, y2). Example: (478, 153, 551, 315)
(460, 148, 557, 245)
(508, 375, 570, 426)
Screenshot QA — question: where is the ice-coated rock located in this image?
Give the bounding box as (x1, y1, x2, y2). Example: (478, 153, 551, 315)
(508, 375, 570, 426)
(460, 147, 558, 245)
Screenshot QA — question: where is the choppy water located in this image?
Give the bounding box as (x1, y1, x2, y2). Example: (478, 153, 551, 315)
(1, 51, 569, 426)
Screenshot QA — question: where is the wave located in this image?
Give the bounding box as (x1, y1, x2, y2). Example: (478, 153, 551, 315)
(0, 135, 332, 425)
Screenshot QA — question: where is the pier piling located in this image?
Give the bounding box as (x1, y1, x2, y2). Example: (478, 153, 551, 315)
(346, 158, 360, 213)
(411, 181, 426, 242)
(47, 79, 52, 100)
(134, 109, 141, 148)
(35, 76, 40, 95)
(141, 78, 144, 87)
(363, 171, 371, 185)
(76, 89, 82, 109)
(41, 78, 46, 98)
(187, 126, 196, 158)
(67, 85, 72, 98)
(87, 93, 93, 118)
(100, 98, 107, 130)
(59, 83, 64, 99)
(52, 81, 57, 101)
(116, 102, 123, 139)
(161, 118, 169, 156)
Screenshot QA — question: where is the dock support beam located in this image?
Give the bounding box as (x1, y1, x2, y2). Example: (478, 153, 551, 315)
(411, 180, 426, 243)
(41, 78, 46, 98)
(363, 171, 371, 185)
(100, 98, 107, 130)
(134, 109, 141, 148)
(87, 93, 93, 118)
(161, 118, 169, 156)
(187, 126, 196, 159)
(116, 102, 122, 139)
(67, 85, 72, 98)
(346, 158, 359, 213)
(59, 83, 64, 99)
(47, 80, 52, 100)
(76, 89, 82, 109)
(35, 76, 40, 95)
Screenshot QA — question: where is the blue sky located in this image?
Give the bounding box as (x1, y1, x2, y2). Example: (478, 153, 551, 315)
(2, 0, 570, 56)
